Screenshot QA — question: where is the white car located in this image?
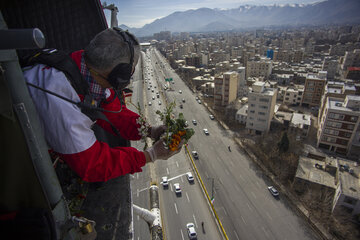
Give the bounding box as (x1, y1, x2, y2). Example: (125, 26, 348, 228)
(179, 90, 182, 94)
(162, 176, 168, 188)
(158, 101, 162, 105)
(174, 183, 181, 195)
(197, 99, 202, 104)
(186, 172, 194, 183)
(186, 223, 197, 239)
(148, 102, 152, 106)
(191, 151, 198, 159)
(268, 186, 279, 197)
(203, 128, 209, 135)
(192, 119, 197, 125)
(152, 96, 155, 100)
(209, 115, 215, 120)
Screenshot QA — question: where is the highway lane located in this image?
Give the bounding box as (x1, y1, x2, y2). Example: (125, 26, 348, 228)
(151, 47, 319, 240)
(131, 50, 222, 240)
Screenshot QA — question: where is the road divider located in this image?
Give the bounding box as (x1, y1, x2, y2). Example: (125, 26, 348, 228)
(184, 145, 229, 240)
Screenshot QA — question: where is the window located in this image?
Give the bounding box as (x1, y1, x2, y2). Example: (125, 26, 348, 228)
(250, 110, 255, 114)
(250, 104, 255, 107)
(350, 116, 358, 122)
(260, 105, 268, 109)
(347, 124, 354, 130)
(286, 93, 290, 96)
(326, 121, 342, 128)
(329, 113, 345, 120)
(258, 112, 265, 115)
(258, 118, 266, 122)
(344, 196, 357, 206)
(285, 97, 289, 100)
(259, 98, 269, 103)
(322, 136, 336, 143)
(324, 128, 339, 136)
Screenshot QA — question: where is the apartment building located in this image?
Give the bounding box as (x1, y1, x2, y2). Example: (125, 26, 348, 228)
(317, 95, 360, 156)
(246, 82, 277, 134)
(214, 71, 238, 107)
(322, 56, 339, 80)
(246, 56, 272, 79)
(283, 85, 304, 106)
(237, 66, 247, 97)
(341, 49, 360, 71)
(301, 74, 326, 107)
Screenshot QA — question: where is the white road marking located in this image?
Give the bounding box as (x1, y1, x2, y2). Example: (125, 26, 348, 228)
(251, 191, 257, 199)
(205, 171, 209, 178)
(170, 184, 173, 192)
(222, 207, 228, 216)
(138, 237, 139, 240)
(193, 214, 198, 228)
(174, 203, 178, 214)
(247, 203, 253, 211)
(266, 212, 273, 220)
(137, 215, 139, 221)
(234, 230, 240, 240)
(166, 168, 169, 175)
(219, 177, 223, 185)
(262, 227, 270, 238)
(136, 189, 139, 197)
(241, 216, 246, 225)
(180, 229, 184, 240)
(136, 173, 139, 179)
(225, 169, 230, 175)
(186, 192, 190, 203)
(181, 176, 184, 183)
(176, 161, 179, 167)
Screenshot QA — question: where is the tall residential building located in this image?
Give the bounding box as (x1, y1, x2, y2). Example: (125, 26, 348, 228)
(246, 82, 277, 134)
(237, 67, 246, 97)
(341, 49, 360, 71)
(214, 71, 238, 108)
(301, 74, 326, 107)
(283, 85, 304, 106)
(317, 95, 360, 156)
(322, 56, 339, 80)
(246, 56, 272, 79)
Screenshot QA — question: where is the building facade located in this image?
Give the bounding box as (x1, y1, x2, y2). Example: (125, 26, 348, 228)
(246, 82, 277, 134)
(214, 71, 238, 107)
(283, 85, 304, 106)
(301, 74, 326, 107)
(246, 56, 272, 79)
(317, 95, 360, 156)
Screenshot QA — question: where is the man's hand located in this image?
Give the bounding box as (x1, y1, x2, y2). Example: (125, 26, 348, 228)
(149, 125, 167, 141)
(145, 139, 183, 162)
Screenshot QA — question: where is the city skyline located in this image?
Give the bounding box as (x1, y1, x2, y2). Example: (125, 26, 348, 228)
(104, 0, 320, 28)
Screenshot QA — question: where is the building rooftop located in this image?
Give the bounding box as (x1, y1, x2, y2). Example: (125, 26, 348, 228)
(328, 97, 360, 113)
(291, 113, 311, 128)
(337, 158, 360, 199)
(295, 156, 337, 189)
(236, 104, 248, 116)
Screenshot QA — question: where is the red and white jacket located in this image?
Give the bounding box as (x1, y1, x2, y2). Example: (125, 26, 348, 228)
(23, 52, 146, 182)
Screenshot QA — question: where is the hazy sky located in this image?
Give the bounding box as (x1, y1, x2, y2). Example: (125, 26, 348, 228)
(103, 0, 322, 28)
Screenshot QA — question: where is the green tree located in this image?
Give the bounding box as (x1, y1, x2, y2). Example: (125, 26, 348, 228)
(278, 132, 289, 153)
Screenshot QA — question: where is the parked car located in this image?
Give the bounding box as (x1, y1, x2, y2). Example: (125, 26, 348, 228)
(203, 129, 209, 135)
(186, 172, 194, 183)
(158, 101, 162, 105)
(209, 115, 215, 120)
(162, 177, 168, 188)
(174, 183, 181, 195)
(268, 186, 279, 197)
(195, 96, 199, 100)
(182, 98, 186, 103)
(186, 223, 197, 239)
(152, 96, 155, 100)
(179, 90, 182, 94)
(197, 100, 202, 104)
(180, 104, 183, 109)
(191, 151, 198, 159)
(148, 102, 152, 106)
(192, 119, 197, 125)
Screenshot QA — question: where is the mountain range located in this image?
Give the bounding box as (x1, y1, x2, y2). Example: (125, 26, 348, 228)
(120, 0, 360, 37)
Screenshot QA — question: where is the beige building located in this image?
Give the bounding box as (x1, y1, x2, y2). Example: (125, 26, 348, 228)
(317, 95, 360, 156)
(214, 71, 238, 107)
(289, 113, 311, 138)
(246, 56, 272, 79)
(283, 85, 304, 106)
(246, 82, 277, 134)
(301, 74, 326, 107)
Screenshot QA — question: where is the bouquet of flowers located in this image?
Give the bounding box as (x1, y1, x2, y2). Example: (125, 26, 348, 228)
(156, 101, 195, 151)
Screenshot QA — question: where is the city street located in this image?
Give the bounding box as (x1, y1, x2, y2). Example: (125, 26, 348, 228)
(146, 47, 319, 240)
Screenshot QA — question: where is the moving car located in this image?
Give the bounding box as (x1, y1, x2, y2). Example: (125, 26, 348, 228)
(268, 186, 279, 197)
(203, 129, 209, 135)
(162, 176, 168, 188)
(192, 119, 197, 125)
(174, 183, 181, 195)
(186, 172, 194, 183)
(191, 151, 198, 159)
(209, 114, 215, 120)
(179, 90, 182, 94)
(186, 223, 197, 239)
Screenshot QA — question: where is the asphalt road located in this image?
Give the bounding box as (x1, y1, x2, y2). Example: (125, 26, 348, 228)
(149, 47, 319, 240)
(130, 50, 222, 240)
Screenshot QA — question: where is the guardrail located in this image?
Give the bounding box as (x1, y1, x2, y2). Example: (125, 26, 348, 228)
(184, 145, 229, 240)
